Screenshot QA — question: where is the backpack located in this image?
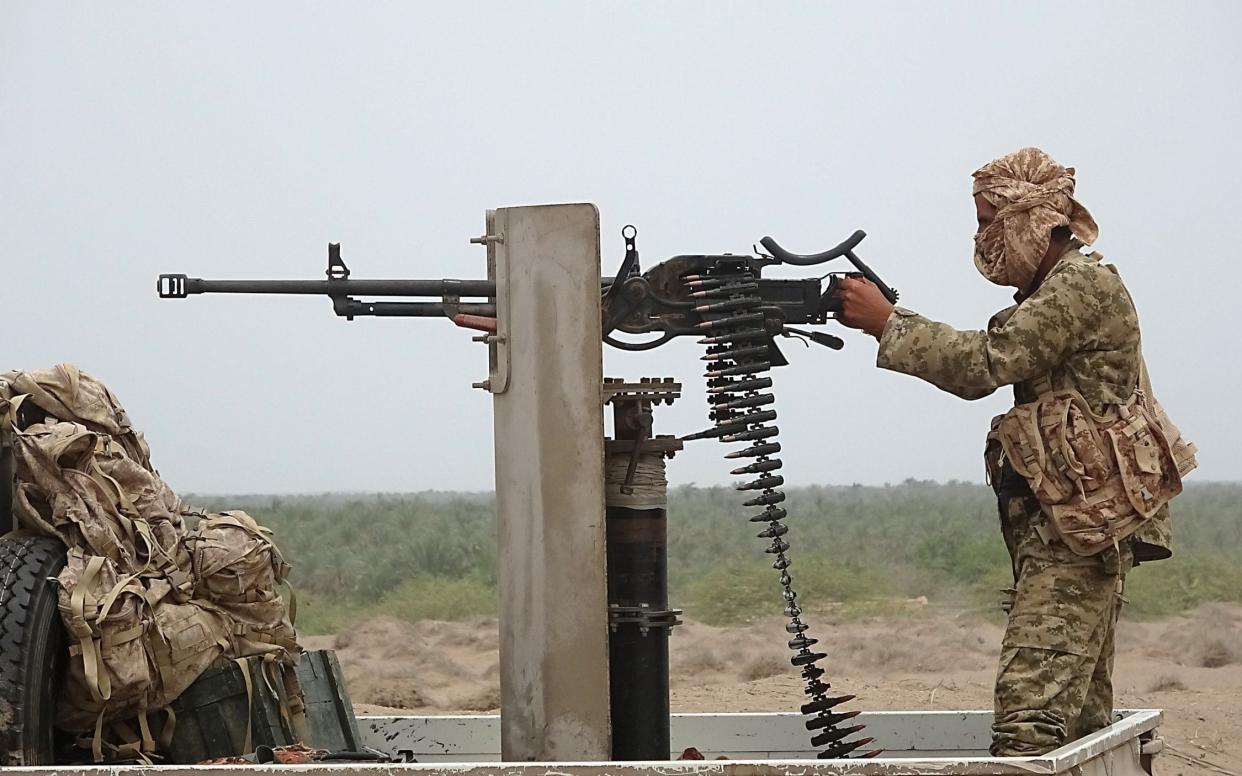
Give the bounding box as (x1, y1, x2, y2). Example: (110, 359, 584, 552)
(187, 511, 298, 660)
(1, 365, 303, 761)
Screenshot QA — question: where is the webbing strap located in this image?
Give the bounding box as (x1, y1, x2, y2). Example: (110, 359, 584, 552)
(107, 720, 147, 764)
(234, 658, 254, 754)
(143, 525, 184, 580)
(282, 580, 298, 626)
(100, 623, 144, 648)
(90, 465, 140, 519)
(91, 709, 106, 763)
(95, 572, 140, 625)
(84, 465, 138, 540)
(86, 465, 153, 575)
(137, 712, 156, 754)
(261, 660, 288, 728)
(211, 512, 264, 533)
(128, 520, 159, 575)
(92, 472, 191, 595)
(72, 556, 111, 703)
(257, 655, 279, 695)
(157, 706, 177, 753)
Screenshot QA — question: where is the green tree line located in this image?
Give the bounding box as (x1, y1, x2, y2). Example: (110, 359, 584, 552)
(192, 482, 1242, 633)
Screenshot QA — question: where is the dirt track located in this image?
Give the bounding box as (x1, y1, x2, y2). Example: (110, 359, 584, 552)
(305, 604, 1242, 776)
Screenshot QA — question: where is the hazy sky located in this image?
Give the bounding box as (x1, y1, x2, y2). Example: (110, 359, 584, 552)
(3, 2, 1238, 494)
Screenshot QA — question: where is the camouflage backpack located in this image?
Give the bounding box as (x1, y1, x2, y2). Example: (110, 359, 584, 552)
(1, 365, 303, 761)
(54, 549, 233, 759)
(186, 511, 298, 660)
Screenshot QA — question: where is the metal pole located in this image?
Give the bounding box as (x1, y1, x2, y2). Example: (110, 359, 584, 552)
(603, 379, 682, 761)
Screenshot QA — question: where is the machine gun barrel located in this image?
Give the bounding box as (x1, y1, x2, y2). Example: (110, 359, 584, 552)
(158, 276, 497, 299)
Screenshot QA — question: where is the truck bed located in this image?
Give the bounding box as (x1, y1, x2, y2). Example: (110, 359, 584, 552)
(2, 710, 1162, 775)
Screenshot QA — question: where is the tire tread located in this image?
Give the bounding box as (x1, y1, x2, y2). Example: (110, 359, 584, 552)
(0, 535, 66, 766)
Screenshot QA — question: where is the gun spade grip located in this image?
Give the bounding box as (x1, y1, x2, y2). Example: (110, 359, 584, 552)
(759, 230, 867, 266)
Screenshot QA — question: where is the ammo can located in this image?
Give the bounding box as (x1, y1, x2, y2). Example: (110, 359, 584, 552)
(165, 649, 360, 763)
(166, 657, 295, 763)
(295, 649, 362, 753)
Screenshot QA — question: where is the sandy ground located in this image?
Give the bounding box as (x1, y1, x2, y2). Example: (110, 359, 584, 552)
(305, 603, 1242, 776)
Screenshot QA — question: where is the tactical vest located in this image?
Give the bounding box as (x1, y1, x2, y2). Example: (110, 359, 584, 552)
(985, 366, 1196, 556)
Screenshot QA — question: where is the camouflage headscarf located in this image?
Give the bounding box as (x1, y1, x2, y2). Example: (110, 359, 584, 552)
(972, 147, 1099, 290)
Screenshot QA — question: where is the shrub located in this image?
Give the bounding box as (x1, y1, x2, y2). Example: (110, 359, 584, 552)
(372, 575, 497, 623)
(683, 556, 894, 625)
(291, 591, 357, 635)
(684, 562, 782, 625)
(195, 483, 1242, 632)
(1124, 554, 1242, 619)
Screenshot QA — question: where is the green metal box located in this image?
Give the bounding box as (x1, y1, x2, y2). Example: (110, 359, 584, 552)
(296, 649, 361, 753)
(165, 649, 360, 763)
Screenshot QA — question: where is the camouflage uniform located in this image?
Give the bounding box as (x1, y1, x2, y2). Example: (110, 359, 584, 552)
(876, 242, 1169, 756)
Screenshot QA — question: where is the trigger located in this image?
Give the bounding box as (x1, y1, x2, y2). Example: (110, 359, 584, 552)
(767, 339, 789, 368)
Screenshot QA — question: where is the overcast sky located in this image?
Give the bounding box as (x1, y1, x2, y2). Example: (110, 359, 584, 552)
(2, 2, 1238, 494)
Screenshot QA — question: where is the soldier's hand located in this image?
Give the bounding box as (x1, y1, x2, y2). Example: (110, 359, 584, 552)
(838, 277, 894, 339)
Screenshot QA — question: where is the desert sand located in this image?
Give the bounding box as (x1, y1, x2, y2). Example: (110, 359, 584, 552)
(305, 603, 1242, 776)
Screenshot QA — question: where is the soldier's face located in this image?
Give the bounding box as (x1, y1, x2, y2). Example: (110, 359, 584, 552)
(975, 194, 998, 235)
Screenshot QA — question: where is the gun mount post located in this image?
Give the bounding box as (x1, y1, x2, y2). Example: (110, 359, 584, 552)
(603, 379, 683, 760)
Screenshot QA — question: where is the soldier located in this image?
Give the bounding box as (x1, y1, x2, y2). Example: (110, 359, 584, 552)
(837, 147, 1193, 756)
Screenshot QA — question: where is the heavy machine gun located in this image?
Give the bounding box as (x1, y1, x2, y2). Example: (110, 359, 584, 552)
(158, 227, 896, 366)
(157, 220, 896, 761)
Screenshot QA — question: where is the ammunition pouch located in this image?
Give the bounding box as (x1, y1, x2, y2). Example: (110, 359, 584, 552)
(986, 388, 1197, 556)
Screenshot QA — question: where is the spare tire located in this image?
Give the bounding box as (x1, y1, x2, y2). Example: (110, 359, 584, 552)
(0, 535, 67, 766)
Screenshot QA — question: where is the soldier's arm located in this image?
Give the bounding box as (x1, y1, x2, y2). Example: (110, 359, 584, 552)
(875, 267, 1100, 399)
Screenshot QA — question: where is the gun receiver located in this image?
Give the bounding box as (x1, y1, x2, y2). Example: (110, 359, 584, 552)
(157, 228, 895, 364)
